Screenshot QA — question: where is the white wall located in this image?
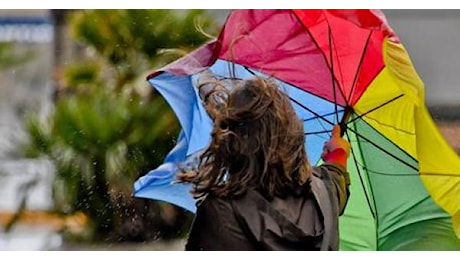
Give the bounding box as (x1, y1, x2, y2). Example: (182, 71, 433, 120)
(384, 10, 460, 108)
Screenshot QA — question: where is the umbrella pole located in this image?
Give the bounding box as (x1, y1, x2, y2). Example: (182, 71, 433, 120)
(339, 106, 353, 137)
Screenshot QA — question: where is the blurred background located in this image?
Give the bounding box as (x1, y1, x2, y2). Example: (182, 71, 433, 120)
(0, 9, 458, 250)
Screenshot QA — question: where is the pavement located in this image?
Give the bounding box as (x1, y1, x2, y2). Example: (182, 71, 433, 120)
(60, 239, 187, 251)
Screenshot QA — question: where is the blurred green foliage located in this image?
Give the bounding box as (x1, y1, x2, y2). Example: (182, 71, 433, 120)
(24, 9, 219, 242)
(0, 43, 33, 69)
(70, 9, 215, 90)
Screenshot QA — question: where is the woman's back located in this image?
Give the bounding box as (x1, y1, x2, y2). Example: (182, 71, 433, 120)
(186, 164, 349, 251)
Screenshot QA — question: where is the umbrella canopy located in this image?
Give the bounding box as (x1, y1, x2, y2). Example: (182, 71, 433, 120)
(133, 9, 460, 250)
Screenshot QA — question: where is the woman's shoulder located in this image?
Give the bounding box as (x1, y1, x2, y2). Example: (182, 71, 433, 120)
(196, 193, 233, 212)
(197, 191, 263, 216)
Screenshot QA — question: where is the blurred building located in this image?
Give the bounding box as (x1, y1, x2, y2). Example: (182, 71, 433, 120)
(0, 10, 52, 43)
(0, 9, 59, 250)
(0, 9, 53, 159)
(0, 9, 54, 212)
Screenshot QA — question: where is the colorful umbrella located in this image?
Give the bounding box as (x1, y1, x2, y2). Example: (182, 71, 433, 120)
(133, 9, 460, 250)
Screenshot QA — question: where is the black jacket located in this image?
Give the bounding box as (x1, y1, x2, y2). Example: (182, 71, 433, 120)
(185, 163, 350, 251)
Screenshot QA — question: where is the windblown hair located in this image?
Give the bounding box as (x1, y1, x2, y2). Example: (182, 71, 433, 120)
(178, 77, 312, 200)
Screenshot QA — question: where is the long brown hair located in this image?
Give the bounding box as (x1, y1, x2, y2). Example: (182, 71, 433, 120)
(178, 76, 312, 199)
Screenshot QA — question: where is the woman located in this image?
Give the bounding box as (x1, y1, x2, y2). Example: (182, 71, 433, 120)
(178, 76, 351, 250)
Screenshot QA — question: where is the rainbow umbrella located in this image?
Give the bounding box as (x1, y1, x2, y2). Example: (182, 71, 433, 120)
(133, 9, 460, 250)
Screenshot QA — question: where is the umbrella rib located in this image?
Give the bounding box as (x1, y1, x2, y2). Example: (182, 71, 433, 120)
(419, 172, 460, 177)
(354, 113, 421, 169)
(345, 125, 377, 219)
(364, 167, 460, 177)
(229, 61, 237, 79)
(347, 94, 405, 124)
(292, 12, 348, 106)
(330, 27, 347, 102)
(243, 65, 257, 77)
(347, 31, 373, 103)
(360, 116, 414, 136)
(347, 122, 381, 247)
(325, 19, 349, 107)
(354, 161, 419, 176)
(304, 130, 331, 135)
(242, 63, 339, 136)
(303, 109, 345, 123)
(346, 127, 419, 172)
(242, 65, 341, 131)
(289, 97, 334, 125)
(328, 25, 340, 123)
